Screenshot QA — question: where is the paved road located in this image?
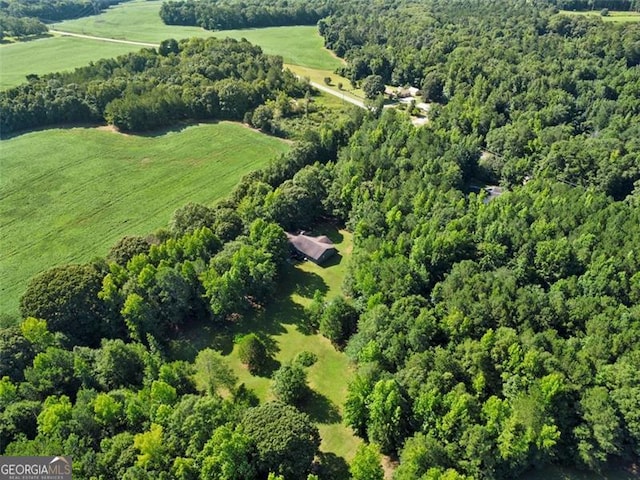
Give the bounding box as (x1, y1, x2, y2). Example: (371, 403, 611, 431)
(49, 30, 157, 48)
(49, 30, 368, 109)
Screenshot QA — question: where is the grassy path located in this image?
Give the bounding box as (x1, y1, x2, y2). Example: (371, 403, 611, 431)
(49, 29, 156, 47)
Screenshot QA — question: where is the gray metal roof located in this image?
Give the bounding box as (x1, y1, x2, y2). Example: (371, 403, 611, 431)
(286, 233, 336, 262)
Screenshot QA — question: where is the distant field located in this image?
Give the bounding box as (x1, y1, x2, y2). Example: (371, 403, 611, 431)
(56, 0, 341, 69)
(211, 27, 342, 71)
(559, 10, 640, 22)
(0, 123, 289, 319)
(0, 36, 140, 89)
(54, 0, 213, 43)
(0, 0, 341, 89)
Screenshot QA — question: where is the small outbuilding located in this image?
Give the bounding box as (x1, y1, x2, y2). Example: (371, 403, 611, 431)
(286, 232, 337, 265)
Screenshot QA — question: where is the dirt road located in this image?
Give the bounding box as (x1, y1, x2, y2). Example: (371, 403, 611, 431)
(49, 30, 157, 48)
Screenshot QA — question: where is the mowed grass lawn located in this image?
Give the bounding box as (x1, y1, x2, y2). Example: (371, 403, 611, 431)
(184, 227, 361, 471)
(0, 36, 141, 89)
(0, 122, 289, 318)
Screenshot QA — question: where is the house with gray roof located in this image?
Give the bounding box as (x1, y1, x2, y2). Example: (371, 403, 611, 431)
(286, 232, 337, 265)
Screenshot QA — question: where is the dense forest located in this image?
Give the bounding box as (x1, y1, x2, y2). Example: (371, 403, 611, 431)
(319, 0, 640, 199)
(2, 0, 640, 478)
(159, 0, 334, 31)
(331, 111, 640, 478)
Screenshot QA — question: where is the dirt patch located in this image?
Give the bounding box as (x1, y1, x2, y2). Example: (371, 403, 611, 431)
(381, 455, 398, 479)
(95, 124, 130, 136)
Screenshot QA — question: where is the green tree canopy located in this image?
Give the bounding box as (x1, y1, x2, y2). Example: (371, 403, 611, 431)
(241, 402, 320, 479)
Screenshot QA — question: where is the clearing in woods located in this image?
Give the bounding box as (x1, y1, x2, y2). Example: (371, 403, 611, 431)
(183, 226, 362, 474)
(558, 10, 640, 22)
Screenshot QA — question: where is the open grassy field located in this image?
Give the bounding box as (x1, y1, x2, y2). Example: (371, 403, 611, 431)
(211, 27, 342, 71)
(56, 0, 341, 69)
(0, 122, 289, 320)
(559, 10, 640, 22)
(0, 36, 141, 89)
(1, 0, 342, 89)
(182, 226, 361, 472)
(53, 0, 213, 43)
(286, 64, 367, 104)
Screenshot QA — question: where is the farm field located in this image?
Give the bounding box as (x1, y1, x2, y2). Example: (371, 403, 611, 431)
(1, 0, 342, 89)
(53, 0, 214, 43)
(0, 36, 140, 89)
(0, 122, 290, 320)
(210, 27, 342, 71)
(56, 0, 341, 69)
(56, 0, 340, 68)
(559, 10, 640, 22)
(183, 226, 361, 470)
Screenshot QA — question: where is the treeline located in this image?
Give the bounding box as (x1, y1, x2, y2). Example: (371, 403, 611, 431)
(0, 37, 310, 134)
(0, 0, 132, 22)
(0, 12, 47, 39)
(327, 110, 640, 478)
(159, 0, 333, 30)
(317, 0, 640, 199)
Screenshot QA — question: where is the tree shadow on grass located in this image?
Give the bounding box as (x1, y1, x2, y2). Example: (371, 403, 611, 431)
(284, 264, 329, 298)
(174, 259, 332, 360)
(301, 389, 342, 424)
(314, 452, 350, 480)
(253, 355, 281, 378)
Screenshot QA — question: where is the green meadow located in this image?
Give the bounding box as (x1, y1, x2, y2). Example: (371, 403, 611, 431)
(0, 36, 140, 89)
(53, 0, 213, 43)
(210, 27, 342, 71)
(0, 0, 342, 89)
(56, 0, 341, 69)
(0, 122, 289, 319)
